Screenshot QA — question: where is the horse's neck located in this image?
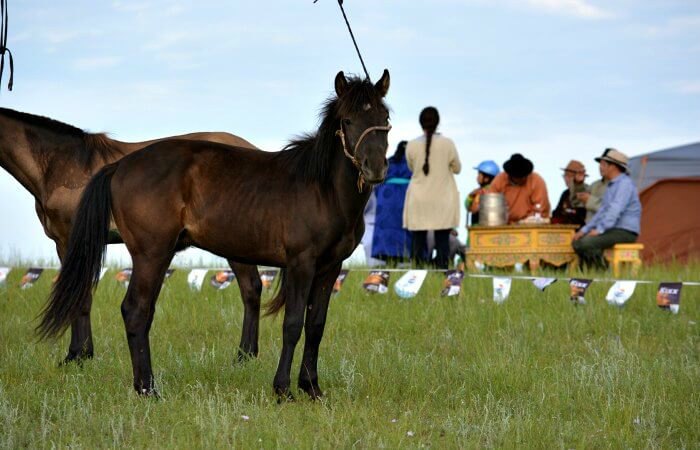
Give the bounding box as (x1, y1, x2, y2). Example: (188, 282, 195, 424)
(331, 145, 372, 221)
(0, 118, 46, 198)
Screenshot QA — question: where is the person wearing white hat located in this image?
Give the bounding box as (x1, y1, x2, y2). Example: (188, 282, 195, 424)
(572, 148, 642, 269)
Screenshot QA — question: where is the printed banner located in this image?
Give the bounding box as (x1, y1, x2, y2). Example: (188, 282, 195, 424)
(606, 281, 636, 307)
(394, 270, 428, 299)
(187, 269, 209, 291)
(493, 277, 512, 304)
(333, 270, 349, 295)
(569, 278, 592, 305)
(20, 268, 44, 289)
(441, 270, 464, 297)
(362, 270, 390, 294)
(657, 282, 682, 314)
(210, 270, 235, 290)
(260, 270, 277, 289)
(0, 267, 10, 286)
(115, 268, 132, 286)
(532, 277, 557, 291)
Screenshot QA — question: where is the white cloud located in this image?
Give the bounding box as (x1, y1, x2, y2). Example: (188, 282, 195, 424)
(523, 0, 613, 19)
(451, 0, 613, 19)
(641, 15, 700, 38)
(73, 56, 122, 71)
(671, 81, 700, 95)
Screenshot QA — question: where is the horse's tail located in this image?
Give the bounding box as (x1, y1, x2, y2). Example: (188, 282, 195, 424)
(264, 268, 288, 317)
(37, 163, 118, 340)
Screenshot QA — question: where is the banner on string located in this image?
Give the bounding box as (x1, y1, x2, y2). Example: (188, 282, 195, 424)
(569, 278, 592, 305)
(20, 268, 43, 289)
(441, 270, 464, 297)
(363, 270, 390, 294)
(0, 267, 10, 286)
(493, 277, 512, 304)
(210, 270, 235, 290)
(333, 269, 349, 295)
(606, 281, 636, 307)
(657, 282, 682, 314)
(187, 269, 209, 291)
(532, 277, 557, 291)
(260, 270, 277, 289)
(115, 268, 132, 286)
(394, 269, 427, 299)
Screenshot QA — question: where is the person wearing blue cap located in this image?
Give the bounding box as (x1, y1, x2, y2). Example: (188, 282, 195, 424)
(465, 160, 500, 226)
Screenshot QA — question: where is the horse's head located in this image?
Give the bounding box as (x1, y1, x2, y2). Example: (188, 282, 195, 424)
(334, 69, 391, 185)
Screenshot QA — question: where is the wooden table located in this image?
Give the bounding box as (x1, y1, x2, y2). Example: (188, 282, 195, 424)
(466, 224, 579, 271)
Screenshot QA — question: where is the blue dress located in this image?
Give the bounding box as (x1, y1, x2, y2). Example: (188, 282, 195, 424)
(371, 155, 412, 260)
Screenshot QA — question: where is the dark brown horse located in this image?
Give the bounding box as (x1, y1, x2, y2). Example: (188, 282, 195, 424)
(39, 70, 392, 398)
(0, 108, 264, 363)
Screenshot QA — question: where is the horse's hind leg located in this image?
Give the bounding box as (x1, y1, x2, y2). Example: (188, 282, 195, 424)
(229, 261, 261, 361)
(64, 300, 94, 364)
(55, 242, 94, 365)
(121, 251, 174, 395)
(298, 263, 342, 399)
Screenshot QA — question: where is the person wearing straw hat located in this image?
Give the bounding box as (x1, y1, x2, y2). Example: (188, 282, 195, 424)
(487, 153, 550, 224)
(572, 148, 642, 269)
(551, 160, 589, 226)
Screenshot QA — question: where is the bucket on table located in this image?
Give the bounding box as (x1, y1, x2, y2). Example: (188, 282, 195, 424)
(478, 193, 508, 226)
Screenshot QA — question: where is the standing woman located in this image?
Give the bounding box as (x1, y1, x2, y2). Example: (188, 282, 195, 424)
(403, 107, 462, 268)
(372, 141, 413, 264)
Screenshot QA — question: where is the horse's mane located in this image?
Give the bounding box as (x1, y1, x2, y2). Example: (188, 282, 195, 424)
(0, 108, 123, 169)
(274, 76, 387, 186)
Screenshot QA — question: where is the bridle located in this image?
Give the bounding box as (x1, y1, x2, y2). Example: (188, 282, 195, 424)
(335, 121, 392, 193)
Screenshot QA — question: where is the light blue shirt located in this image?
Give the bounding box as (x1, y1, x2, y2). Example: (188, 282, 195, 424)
(581, 173, 641, 235)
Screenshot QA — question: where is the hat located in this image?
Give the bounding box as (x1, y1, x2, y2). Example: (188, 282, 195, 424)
(503, 153, 534, 178)
(561, 160, 587, 175)
(595, 148, 629, 172)
(473, 160, 500, 177)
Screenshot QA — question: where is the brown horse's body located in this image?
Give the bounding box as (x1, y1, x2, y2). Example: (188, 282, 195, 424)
(0, 108, 263, 362)
(40, 70, 392, 398)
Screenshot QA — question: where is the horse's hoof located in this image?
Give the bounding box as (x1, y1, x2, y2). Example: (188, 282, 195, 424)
(274, 386, 295, 403)
(59, 351, 93, 367)
(236, 349, 258, 363)
(135, 387, 160, 398)
(299, 380, 324, 400)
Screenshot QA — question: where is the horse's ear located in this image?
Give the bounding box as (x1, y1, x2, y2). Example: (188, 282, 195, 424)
(375, 69, 390, 97)
(335, 71, 348, 97)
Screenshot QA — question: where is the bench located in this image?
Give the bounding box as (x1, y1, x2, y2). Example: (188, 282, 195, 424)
(603, 243, 644, 277)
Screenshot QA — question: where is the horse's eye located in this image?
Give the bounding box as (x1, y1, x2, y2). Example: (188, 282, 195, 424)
(343, 119, 352, 126)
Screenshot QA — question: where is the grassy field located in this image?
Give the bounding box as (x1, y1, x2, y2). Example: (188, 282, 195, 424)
(1, 263, 698, 448)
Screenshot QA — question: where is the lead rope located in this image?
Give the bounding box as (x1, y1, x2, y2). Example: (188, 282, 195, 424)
(314, 0, 371, 82)
(0, 0, 14, 91)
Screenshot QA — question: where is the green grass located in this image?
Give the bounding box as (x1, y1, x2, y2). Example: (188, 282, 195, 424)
(1, 264, 698, 448)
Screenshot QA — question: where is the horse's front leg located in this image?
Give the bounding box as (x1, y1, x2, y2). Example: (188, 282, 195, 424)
(298, 262, 342, 400)
(272, 256, 315, 400)
(229, 261, 261, 361)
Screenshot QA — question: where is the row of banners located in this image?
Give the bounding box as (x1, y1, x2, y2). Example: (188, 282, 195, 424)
(0, 266, 686, 313)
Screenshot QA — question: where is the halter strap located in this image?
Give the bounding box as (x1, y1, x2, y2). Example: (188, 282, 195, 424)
(335, 123, 392, 193)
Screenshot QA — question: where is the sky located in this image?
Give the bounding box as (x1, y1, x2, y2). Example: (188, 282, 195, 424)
(0, 0, 699, 266)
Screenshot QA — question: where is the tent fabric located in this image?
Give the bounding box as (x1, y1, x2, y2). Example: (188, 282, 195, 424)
(638, 178, 700, 264)
(628, 142, 700, 191)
